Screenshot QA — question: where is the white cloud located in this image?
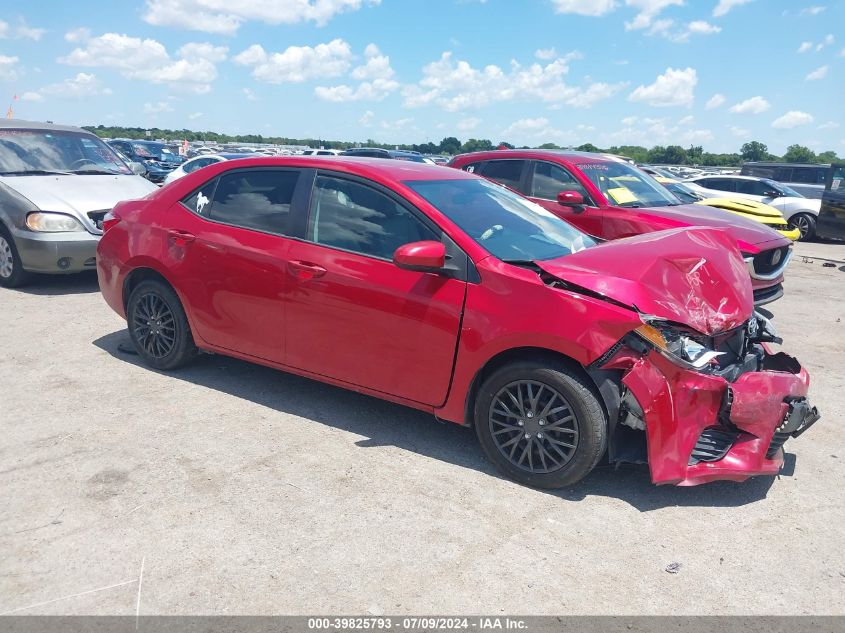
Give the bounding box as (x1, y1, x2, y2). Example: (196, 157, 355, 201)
(402, 50, 622, 111)
(60, 32, 225, 93)
(535, 47, 557, 60)
(816, 34, 834, 51)
(20, 91, 43, 102)
(687, 20, 721, 34)
(705, 93, 725, 109)
(628, 67, 697, 107)
(188, 111, 203, 120)
(142, 0, 380, 34)
(316, 43, 399, 102)
(729, 125, 749, 137)
(234, 39, 352, 83)
(243, 87, 257, 101)
(680, 128, 714, 144)
(625, 0, 683, 31)
(772, 111, 814, 129)
(678, 114, 694, 125)
(551, 0, 617, 16)
(797, 41, 813, 53)
(713, 0, 753, 18)
(143, 101, 173, 114)
(800, 6, 826, 15)
(0, 55, 19, 80)
(32, 73, 112, 100)
(818, 121, 839, 130)
(64, 27, 91, 43)
(0, 18, 45, 41)
(358, 110, 374, 126)
(806, 65, 828, 81)
(729, 95, 770, 114)
(457, 117, 481, 131)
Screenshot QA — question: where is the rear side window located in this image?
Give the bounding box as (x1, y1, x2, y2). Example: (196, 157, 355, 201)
(700, 178, 736, 192)
(308, 174, 438, 260)
(530, 161, 588, 200)
(791, 167, 827, 185)
(461, 162, 485, 174)
(478, 160, 526, 191)
(207, 169, 300, 235)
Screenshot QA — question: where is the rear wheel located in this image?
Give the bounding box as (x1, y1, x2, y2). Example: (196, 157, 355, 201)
(789, 213, 817, 241)
(126, 279, 198, 370)
(474, 361, 606, 488)
(0, 225, 32, 289)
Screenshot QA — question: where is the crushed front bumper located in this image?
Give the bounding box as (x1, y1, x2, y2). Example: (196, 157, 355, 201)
(612, 348, 819, 486)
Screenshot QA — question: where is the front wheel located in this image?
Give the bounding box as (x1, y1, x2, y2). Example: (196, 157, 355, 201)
(789, 213, 817, 241)
(0, 225, 32, 289)
(126, 279, 198, 370)
(474, 361, 607, 488)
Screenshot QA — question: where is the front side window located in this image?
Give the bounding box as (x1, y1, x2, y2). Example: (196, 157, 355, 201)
(308, 175, 438, 260)
(575, 161, 679, 208)
(479, 160, 525, 191)
(736, 179, 773, 196)
(530, 162, 588, 200)
(830, 166, 845, 191)
(405, 178, 595, 262)
(205, 169, 299, 235)
(0, 129, 131, 175)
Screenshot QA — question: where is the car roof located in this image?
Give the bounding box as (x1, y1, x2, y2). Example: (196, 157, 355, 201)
(196, 156, 472, 182)
(743, 161, 831, 168)
(451, 149, 619, 164)
(690, 174, 761, 181)
(0, 118, 97, 135)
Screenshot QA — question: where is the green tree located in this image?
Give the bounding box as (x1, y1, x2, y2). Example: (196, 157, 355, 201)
(741, 141, 770, 162)
(663, 145, 688, 165)
(459, 138, 495, 153)
(438, 137, 462, 155)
(497, 141, 515, 149)
(575, 143, 600, 153)
(817, 150, 840, 163)
(538, 142, 562, 150)
(782, 144, 817, 163)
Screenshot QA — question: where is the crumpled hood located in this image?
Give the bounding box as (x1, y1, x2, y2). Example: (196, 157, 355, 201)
(537, 227, 754, 335)
(0, 174, 157, 216)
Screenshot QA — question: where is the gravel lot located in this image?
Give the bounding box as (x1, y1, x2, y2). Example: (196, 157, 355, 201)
(1, 240, 843, 616)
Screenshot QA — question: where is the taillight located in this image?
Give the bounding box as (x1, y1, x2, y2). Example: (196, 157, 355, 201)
(102, 211, 121, 232)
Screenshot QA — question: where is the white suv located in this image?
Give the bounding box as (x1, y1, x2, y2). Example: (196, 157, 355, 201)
(685, 175, 821, 240)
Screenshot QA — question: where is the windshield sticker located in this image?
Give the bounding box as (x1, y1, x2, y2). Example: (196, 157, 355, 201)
(576, 164, 608, 170)
(196, 191, 210, 214)
(607, 187, 637, 205)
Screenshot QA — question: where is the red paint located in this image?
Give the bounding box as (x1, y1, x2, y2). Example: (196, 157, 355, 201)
(97, 156, 816, 486)
(448, 151, 791, 300)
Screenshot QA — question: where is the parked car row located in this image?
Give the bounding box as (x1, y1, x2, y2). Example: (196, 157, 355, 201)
(0, 119, 829, 491)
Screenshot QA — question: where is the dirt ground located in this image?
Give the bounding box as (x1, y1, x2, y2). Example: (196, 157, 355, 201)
(1, 240, 843, 616)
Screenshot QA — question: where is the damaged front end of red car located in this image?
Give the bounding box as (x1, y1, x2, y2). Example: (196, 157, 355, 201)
(538, 227, 820, 486)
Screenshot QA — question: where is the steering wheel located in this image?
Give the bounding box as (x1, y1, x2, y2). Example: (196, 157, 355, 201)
(479, 224, 504, 241)
(70, 158, 97, 169)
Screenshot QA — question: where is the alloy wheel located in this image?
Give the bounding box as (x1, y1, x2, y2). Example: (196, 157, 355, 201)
(132, 292, 177, 358)
(792, 215, 811, 239)
(0, 235, 13, 279)
(488, 380, 580, 474)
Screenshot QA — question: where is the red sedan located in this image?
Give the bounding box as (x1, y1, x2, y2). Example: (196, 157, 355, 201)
(96, 157, 818, 488)
(448, 150, 793, 306)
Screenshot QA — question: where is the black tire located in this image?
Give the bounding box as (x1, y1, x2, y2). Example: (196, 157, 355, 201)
(474, 360, 606, 489)
(0, 224, 33, 289)
(789, 213, 817, 241)
(126, 279, 198, 370)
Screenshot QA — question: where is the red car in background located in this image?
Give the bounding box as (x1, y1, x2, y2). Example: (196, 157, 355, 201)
(448, 150, 793, 306)
(97, 157, 818, 488)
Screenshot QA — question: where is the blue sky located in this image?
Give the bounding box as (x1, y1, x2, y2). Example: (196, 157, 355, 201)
(0, 0, 842, 153)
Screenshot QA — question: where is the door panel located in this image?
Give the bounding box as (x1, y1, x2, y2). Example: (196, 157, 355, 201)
(526, 161, 604, 237)
(284, 173, 466, 405)
(167, 169, 302, 362)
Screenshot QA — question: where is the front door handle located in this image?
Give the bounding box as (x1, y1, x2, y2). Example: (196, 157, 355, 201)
(168, 229, 196, 245)
(288, 260, 327, 279)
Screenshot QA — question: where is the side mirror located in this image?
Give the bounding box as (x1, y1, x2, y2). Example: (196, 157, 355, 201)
(557, 190, 585, 212)
(763, 190, 779, 198)
(129, 161, 147, 176)
(393, 241, 446, 273)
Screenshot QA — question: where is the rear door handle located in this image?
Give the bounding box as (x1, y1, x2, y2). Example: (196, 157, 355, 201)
(168, 230, 196, 245)
(288, 260, 327, 279)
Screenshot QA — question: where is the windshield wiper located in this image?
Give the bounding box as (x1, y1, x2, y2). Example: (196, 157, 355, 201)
(501, 259, 542, 271)
(0, 169, 72, 176)
(69, 169, 124, 175)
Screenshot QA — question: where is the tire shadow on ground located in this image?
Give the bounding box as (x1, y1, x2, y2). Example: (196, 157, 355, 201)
(93, 329, 782, 512)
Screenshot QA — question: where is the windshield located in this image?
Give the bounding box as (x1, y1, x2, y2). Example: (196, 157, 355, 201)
(405, 178, 595, 262)
(763, 179, 803, 198)
(664, 181, 704, 203)
(576, 161, 680, 208)
(0, 129, 132, 175)
(132, 142, 178, 162)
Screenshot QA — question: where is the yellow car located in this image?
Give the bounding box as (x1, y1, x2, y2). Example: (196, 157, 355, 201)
(655, 177, 801, 241)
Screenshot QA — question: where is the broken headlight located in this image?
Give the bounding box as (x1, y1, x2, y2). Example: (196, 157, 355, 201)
(633, 322, 723, 370)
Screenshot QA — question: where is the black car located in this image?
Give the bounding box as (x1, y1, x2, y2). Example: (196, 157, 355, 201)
(107, 140, 184, 183)
(340, 147, 428, 163)
(818, 163, 845, 240)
